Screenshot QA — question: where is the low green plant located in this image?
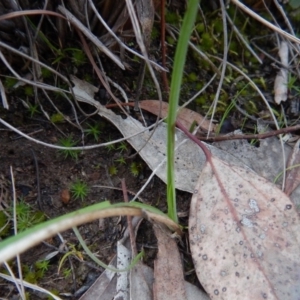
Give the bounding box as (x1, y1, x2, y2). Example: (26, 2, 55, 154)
(70, 48, 87, 66)
(117, 142, 128, 153)
(23, 265, 38, 284)
(11, 198, 46, 232)
(70, 180, 89, 201)
(52, 48, 86, 67)
(105, 139, 116, 152)
(108, 165, 118, 176)
(24, 86, 34, 97)
(84, 123, 102, 142)
(41, 67, 52, 79)
(4, 77, 18, 89)
(0, 211, 9, 238)
(22, 259, 50, 284)
(130, 162, 141, 177)
(50, 113, 64, 123)
(115, 157, 126, 165)
(58, 243, 83, 274)
(62, 268, 72, 278)
(58, 136, 80, 160)
(27, 102, 39, 118)
(35, 260, 50, 274)
(48, 289, 60, 300)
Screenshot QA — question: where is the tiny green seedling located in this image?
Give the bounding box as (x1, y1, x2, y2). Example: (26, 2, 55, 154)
(24, 86, 34, 97)
(35, 260, 50, 274)
(105, 136, 116, 152)
(108, 165, 118, 176)
(27, 102, 39, 118)
(11, 198, 46, 232)
(84, 123, 102, 142)
(4, 77, 18, 89)
(115, 157, 126, 165)
(63, 268, 72, 278)
(58, 136, 80, 160)
(130, 162, 141, 177)
(50, 113, 64, 123)
(70, 180, 89, 201)
(117, 142, 128, 153)
(70, 48, 86, 66)
(58, 243, 83, 274)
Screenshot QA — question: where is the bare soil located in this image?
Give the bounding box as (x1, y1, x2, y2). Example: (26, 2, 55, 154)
(0, 103, 192, 299)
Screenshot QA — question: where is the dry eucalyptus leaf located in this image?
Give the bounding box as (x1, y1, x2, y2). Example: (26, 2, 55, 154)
(213, 129, 300, 208)
(153, 226, 187, 300)
(285, 139, 300, 196)
(135, 100, 215, 133)
(189, 155, 300, 300)
(153, 225, 211, 300)
(130, 262, 154, 300)
(213, 129, 291, 184)
(71, 76, 246, 193)
(114, 242, 131, 300)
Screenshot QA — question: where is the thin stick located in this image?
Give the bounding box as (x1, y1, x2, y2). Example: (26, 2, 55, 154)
(231, 0, 300, 46)
(121, 179, 137, 257)
(31, 149, 42, 211)
(198, 124, 300, 142)
(208, 0, 229, 134)
(10, 166, 26, 298)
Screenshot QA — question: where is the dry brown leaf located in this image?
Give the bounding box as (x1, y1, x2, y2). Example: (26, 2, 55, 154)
(285, 139, 300, 196)
(189, 155, 300, 300)
(137, 100, 215, 133)
(71, 76, 239, 193)
(153, 226, 187, 300)
(130, 262, 154, 300)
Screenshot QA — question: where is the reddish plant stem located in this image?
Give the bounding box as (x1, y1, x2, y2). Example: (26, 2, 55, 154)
(106, 102, 300, 142)
(176, 121, 212, 163)
(201, 125, 300, 142)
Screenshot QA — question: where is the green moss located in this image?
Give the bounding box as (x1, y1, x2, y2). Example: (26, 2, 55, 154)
(201, 32, 214, 50)
(130, 162, 141, 177)
(165, 10, 181, 24)
(167, 36, 176, 45)
(84, 123, 102, 142)
(195, 23, 205, 33)
(108, 165, 118, 176)
(213, 19, 223, 34)
(187, 72, 198, 82)
(70, 180, 89, 201)
(70, 49, 86, 67)
(41, 67, 52, 79)
(50, 113, 64, 123)
(151, 26, 159, 39)
(24, 86, 34, 96)
(0, 211, 9, 237)
(195, 95, 206, 105)
(58, 135, 80, 160)
(4, 77, 18, 89)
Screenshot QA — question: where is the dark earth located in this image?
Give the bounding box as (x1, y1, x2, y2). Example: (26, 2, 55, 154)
(0, 104, 193, 299)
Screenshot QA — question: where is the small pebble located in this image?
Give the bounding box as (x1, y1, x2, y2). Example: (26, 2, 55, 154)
(61, 189, 70, 204)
